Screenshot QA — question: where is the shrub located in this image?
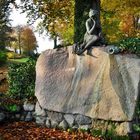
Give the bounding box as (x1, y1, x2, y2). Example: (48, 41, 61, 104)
(4, 104, 19, 112)
(7, 52, 26, 59)
(7, 58, 36, 99)
(133, 102, 140, 133)
(118, 37, 140, 54)
(7, 52, 15, 59)
(0, 51, 7, 64)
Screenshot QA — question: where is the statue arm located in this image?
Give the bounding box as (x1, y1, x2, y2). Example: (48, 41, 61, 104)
(86, 19, 96, 35)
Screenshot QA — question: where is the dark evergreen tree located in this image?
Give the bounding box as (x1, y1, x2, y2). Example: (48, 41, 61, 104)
(0, 0, 15, 49)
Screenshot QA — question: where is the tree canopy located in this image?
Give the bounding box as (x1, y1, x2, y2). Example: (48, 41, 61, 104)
(1, 0, 139, 47)
(10, 26, 37, 55)
(20, 0, 74, 46)
(100, 0, 140, 43)
(21, 26, 37, 54)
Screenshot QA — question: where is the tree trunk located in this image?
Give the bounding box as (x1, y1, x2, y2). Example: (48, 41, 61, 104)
(54, 36, 57, 49)
(134, 16, 139, 29)
(18, 33, 22, 55)
(14, 48, 17, 53)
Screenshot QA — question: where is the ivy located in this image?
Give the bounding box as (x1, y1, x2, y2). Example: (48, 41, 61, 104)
(133, 102, 140, 133)
(7, 58, 36, 99)
(118, 37, 140, 54)
(0, 51, 7, 64)
(4, 104, 18, 112)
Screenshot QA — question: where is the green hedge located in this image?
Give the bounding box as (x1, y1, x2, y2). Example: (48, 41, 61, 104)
(133, 102, 140, 133)
(0, 51, 7, 64)
(118, 37, 140, 54)
(7, 58, 36, 99)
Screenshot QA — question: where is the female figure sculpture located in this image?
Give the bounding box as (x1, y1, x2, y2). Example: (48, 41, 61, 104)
(74, 9, 103, 55)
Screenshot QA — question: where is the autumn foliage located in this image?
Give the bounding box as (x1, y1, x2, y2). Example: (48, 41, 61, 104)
(0, 122, 102, 140)
(101, 0, 140, 43)
(21, 0, 74, 45)
(21, 27, 37, 52)
(10, 26, 37, 55)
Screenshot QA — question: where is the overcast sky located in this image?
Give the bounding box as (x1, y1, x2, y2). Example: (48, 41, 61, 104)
(9, 1, 54, 53)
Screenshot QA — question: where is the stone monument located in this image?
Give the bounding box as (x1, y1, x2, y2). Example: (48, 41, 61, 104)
(35, 0, 140, 137)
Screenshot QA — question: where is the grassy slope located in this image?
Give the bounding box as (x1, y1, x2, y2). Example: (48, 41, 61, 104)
(8, 57, 30, 63)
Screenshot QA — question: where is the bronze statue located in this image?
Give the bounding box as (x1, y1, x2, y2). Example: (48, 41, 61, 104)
(73, 9, 105, 55)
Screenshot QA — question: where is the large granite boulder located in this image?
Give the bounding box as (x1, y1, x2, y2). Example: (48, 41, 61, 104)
(35, 47, 140, 122)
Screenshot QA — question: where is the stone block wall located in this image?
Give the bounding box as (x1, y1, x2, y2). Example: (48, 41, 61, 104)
(35, 102, 134, 136)
(0, 101, 35, 123)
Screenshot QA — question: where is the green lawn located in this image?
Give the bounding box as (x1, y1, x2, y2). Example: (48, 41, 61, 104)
(8, 57, 30, 63)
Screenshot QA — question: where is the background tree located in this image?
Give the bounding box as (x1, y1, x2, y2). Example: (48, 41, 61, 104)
(21, 27, 37, 56)
(10, 25, 23, 54)
(0, 0, 16, 49)
(20, 0, 74, 46)
(19, 0, 139, 46)
(100, 0, 140, 43)
(9, 26, 37, 56)
(20, 0, 100, 45)
(16, 25, 23, 54)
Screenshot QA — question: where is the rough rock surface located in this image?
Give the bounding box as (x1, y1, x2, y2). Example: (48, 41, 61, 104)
(0, 112, 5, 122)
(47, 111, 63, 124)
(46, 118, 51, 128)
(25, 112, 32, 122)
(75, 114, 92, 125)
(64, 114, 75, 127)
(35, 101, 46, 116)
(35, 47, 140, 122)
(59, 120, 69, 129)
(36, 116, 46, 125)
(23, 101, 35, 111)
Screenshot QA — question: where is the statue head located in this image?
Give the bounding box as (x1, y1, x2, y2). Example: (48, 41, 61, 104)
(89, 9, 98, 18)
